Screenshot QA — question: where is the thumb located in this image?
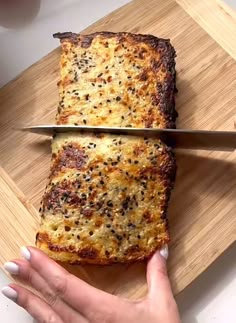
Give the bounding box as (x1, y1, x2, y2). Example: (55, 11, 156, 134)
(146, 245, 174, 302)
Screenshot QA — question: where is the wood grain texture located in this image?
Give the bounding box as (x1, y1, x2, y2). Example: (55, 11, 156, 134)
(0, 0, 235, 298)
(176, 0, 236, 60)
(0, 167, 39, 263)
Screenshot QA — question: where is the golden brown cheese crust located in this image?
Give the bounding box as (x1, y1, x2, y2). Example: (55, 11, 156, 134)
(36, 32, 177, 264)
(55, 32, 177, 128)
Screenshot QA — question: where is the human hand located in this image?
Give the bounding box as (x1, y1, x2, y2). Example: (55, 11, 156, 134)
(2, 246, 181, 323)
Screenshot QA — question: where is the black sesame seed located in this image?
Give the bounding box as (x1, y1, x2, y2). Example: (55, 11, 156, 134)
(107, 200, 113, 207)
(128, 223, 136, 228)
(122, 198, 130, 210)
(116, 96, 121, 101)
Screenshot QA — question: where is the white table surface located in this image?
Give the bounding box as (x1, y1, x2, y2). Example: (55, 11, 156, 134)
(0, 1, 235, 322)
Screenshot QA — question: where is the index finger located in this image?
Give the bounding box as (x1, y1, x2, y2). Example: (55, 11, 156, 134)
(20, 246, 118, 318)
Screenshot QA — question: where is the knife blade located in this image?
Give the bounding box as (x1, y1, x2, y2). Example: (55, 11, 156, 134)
(19, 125, 236, 151)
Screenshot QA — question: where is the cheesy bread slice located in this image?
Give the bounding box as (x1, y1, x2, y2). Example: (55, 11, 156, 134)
(36, 32, 177, 264)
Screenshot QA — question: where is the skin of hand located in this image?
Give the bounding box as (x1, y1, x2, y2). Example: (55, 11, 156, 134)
(1, 246, 181, 323)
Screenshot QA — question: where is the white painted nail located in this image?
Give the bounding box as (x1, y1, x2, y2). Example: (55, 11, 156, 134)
(4, 262, 19, 275)
(160, 245, 169, 260)
(20, 246, 31, 261)
(1, 286, 18, 302)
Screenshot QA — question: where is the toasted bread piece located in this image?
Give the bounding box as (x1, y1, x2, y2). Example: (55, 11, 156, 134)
(36, 32, 177, 264)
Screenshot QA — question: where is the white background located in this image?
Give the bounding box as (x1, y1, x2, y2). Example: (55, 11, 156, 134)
(0, 1, 235, 322)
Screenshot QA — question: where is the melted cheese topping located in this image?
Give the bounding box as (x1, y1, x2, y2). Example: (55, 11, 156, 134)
(38, 133, 175, 262)
(57, 34, 173, 128)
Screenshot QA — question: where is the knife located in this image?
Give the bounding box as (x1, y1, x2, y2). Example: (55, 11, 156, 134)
(20, 125, 236, 151)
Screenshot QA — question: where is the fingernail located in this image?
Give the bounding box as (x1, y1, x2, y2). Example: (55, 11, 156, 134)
(4, 262, 19, 275)
(20, 246, 31, 261)
(1, 286, 18, 302)
(160, 245, 169, 260)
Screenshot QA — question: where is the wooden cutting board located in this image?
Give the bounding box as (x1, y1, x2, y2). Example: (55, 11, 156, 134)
(0, 167, 38, 263)
(0, 0, 236, 298)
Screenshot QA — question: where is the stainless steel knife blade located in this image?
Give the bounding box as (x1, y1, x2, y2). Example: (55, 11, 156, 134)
(19, 125, 236, 151)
